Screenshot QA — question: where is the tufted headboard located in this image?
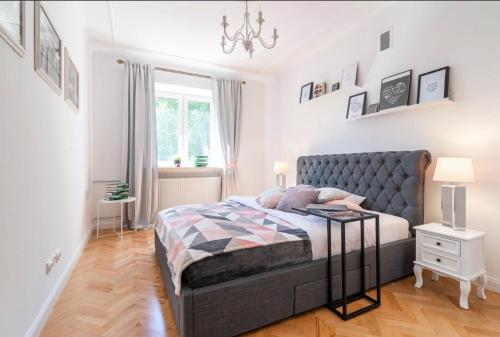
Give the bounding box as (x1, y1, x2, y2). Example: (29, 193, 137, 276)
(297, 150, 431, 234)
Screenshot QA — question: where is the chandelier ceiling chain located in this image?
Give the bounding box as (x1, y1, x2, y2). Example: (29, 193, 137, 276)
(220, 0, 278, 57)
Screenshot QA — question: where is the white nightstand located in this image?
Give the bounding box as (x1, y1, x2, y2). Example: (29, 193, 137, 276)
(413, 223, 487, 309)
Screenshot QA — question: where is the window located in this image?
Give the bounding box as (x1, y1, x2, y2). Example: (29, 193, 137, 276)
(156, 83, 220, 167)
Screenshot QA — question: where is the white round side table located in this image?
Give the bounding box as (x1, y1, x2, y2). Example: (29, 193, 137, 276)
(96, 197, 136, 240)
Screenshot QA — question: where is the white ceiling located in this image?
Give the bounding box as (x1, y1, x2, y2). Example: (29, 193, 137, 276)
(82, 1, 389, 74)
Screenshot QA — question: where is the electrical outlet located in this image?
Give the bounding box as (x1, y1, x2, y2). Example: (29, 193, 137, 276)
(46, 257, 55, 275)
(55, 249, 62, 261)
(45, 249, 62, 275)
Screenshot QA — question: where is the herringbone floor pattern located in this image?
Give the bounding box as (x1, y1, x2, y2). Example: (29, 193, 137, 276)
(41, 229, 500, 337)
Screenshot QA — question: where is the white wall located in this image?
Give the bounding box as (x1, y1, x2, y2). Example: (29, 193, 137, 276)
(91, 48, 269, 218)
(0, 2, 91, 336)
(266, 2, 500, 290)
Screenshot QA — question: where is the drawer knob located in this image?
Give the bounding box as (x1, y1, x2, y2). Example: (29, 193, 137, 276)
(436, 258, 441, 263)
(436, 242, 441, 246)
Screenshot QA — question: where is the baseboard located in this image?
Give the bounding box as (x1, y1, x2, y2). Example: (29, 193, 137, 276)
(24, 226, 93, 337)
(487, 276, 500, 294)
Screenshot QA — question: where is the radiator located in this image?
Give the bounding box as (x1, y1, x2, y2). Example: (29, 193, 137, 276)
(158, 177, 222, 210)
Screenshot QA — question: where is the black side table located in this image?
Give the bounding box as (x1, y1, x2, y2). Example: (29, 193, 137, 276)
(293, 207, 381, 320)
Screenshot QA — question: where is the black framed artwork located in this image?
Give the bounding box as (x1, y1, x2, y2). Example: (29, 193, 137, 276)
(379, 70, 412, 111)
(346, 92, 366, 119)
(331, 82, 340, 92)
(300, 82, 313, 103)
(417, 66, 449, 104)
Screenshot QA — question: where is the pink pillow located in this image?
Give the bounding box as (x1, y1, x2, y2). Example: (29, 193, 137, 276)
(326, 199, 364, 212)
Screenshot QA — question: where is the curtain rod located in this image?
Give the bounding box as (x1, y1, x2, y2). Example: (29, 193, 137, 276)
(116, 59, 246, 84)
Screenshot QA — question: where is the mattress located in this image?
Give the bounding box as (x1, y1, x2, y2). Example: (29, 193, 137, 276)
(157, 196, 410, 290)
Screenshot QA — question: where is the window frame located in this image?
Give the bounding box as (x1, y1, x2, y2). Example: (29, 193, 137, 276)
(155, 90, 215, 167)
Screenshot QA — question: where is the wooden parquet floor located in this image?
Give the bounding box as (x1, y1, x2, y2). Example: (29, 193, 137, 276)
(41, 229, 500, 337)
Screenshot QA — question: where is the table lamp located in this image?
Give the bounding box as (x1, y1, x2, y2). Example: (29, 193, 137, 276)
(433, 157, 474, 230)
(273, 161, 288, 189)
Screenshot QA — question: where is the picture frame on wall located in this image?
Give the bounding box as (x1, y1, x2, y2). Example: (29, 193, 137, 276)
(341, 62, 358, 88)
(300, 82, 313, 103)
(314, 82, 326, 98)
(64, 48, 79, 112)
(0, 0, 25, 56)
(331, 82, 340, 92)
(379, 70, 411, 111)
(346, 92, 366, 119)
(417, 66, 449, 104)
(34, 1, 62, 94)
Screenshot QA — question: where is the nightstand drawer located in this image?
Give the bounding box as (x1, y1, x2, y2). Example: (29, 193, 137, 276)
(422, 249, 460, 273)
(422, 233, 461, 256)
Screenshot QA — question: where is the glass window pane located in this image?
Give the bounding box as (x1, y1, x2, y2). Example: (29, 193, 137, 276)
(187, 100, 210, 161)
(156, 97, 179, 161)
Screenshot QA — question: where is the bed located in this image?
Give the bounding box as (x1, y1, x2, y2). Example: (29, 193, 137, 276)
(155, 150, 431, 337)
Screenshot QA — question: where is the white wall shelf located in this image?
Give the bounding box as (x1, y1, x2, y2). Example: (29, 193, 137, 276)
(345, 98, 453, 122)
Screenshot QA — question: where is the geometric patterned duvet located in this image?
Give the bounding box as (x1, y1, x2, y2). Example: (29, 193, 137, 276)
(155, 201, 310, 295)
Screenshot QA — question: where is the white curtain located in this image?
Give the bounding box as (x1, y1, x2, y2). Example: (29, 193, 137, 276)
(121, 61, 158, 228)
(212, 78, 242, 199)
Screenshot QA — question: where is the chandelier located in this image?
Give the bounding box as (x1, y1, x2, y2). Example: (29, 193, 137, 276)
(220, 1, 278, 57)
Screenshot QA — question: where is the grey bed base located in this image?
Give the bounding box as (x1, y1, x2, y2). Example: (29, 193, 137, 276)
(156, 232, 415, 337)
(155, 150, 431, 337)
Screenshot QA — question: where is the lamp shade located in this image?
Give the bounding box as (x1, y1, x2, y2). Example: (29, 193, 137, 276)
(433, 157, 474, 183)
(273, 161, 288, 175)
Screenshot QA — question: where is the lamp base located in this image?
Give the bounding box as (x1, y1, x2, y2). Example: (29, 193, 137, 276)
(441, 184, 466, 231)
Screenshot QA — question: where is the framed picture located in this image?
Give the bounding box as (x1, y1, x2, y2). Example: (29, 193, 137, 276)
(331, 82, 340, 92)
(346, 92, 366, 119)
(417, 66, 449, 104)
(300, 82, 313, 103)
(379, 70, 411, 111)
(341, 62, 358, 88)
(64, 48, 79, 111)
(34, 1, 62, 94)
(367, 103, 379, 115)
(0, 1, 25, 56)
(314, 82, 326, 98)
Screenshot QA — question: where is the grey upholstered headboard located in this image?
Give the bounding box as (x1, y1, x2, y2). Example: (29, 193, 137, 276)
(297, 150, 431, 234)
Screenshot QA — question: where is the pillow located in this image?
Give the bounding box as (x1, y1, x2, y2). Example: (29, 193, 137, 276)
(275, 187, 320, 214)
(344, 194, 366, 205)
(316, 187, 351, 203)
(326, 199, 364, 212)
(256, 187, 285, 209)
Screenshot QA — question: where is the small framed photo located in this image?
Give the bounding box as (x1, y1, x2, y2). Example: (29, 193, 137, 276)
(379, 70, 411, 111)
(341, 62, 358, 88)
(417, 66, 449, 104)
(0, 1, 25, 56)
(314, 82, 326, 98)
(300, 82, 313, 103)
(64, 48, 79, 112)
(331, 82, 340, 92)
(367, 103, 379, 115)
(346, 92, 366, 119)
(34, 2, 62, 94)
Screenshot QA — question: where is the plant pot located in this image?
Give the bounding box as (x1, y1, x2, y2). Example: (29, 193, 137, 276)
(174, 159, 181, 167)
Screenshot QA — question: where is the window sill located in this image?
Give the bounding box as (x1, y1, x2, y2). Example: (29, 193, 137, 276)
(158, 166, 223, 179)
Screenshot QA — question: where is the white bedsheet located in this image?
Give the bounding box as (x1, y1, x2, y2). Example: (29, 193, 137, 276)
(228, 196, 410, 260)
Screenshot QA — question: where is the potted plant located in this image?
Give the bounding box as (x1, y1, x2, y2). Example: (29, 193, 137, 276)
(173, 155, 182, 167)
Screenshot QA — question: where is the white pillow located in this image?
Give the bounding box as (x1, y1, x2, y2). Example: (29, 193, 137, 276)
(257, 187, 285, 209)
(316, 187, 351, 203)
(344, 194, 366, 205)
(316, 187, 366, 205)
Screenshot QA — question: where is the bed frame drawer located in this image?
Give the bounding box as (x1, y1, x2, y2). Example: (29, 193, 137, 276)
(422, 249, 460, 274)
(422, 233, 460, 256)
